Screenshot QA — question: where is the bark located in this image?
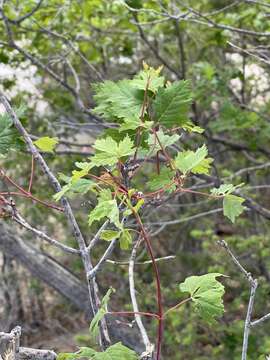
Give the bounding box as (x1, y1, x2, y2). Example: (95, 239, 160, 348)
(0, 327, 56, 360)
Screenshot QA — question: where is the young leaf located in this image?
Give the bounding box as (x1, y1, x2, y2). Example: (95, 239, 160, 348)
(182, 122, 205, 134)
(174, 144, 213, 175)
(147, 168, 176, 193)
(34, 136, 59, 153)
(53, 178, 94, 201)
(76, 347, 96, 358)
(91, 136, 135, 167)
(100, 230, 121, 241)
(88, 189, 121, 228)
(132, 198, 145, 213)
(119, 229, 132, 250)
(132, 66, 165, 93)
(152, 80, 192, 128)
(56, 353, 81, 360)
(119, 117, 153, 132)
(98, 342, 138, 360)
(0, 112, 23, 155)
(223, 194, 245, 223)
(58, 342, 138, 360)
(179, 273, 225, 323)
(147, 129, 180, 154)
(211, 183, 244, 196)
(93, 80, 144, 120)
(89, 287, 115, 337)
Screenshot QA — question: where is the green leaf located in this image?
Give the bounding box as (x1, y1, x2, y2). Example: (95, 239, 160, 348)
(0, 112, 23, 155)
(117, 136, 136, 157)
(132, 66, 165, 93)
(70, 162, 92, 181)
(58, 342, 138, 360)
(174, 144, 213, 175)
(89, 287, 115, 337)
(100, 230, 121, 241)
(88, 189, 121, 228)
(77, 347, 96, 357)
(182, 122, 205, 134)
(211, 183, 244, 196)
(119, 117, 153, 132)
(147, 168, 176, 193)
(93, 80, 144, 121)
(34, 136, 59, 153)
(56, 353, 80, 360)
(53, 178, 95, 201)
(91, 136, 135, 167)
(179, 273, 225, 323)
(119, 229, 132, 250)
(132, 198, 145, 213)
(223, 194, 245, 223)
(96, 342, 137, 360)
(192, 158, 213, 174)
(147, 129, 179, 154)
(152, 80, 192, 128)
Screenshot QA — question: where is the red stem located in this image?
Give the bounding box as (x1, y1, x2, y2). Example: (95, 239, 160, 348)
(152, 129, 174, 171)
(1, 171, 63, 212)
(108, 311, 160, 319)
(133, 212, 163, 360)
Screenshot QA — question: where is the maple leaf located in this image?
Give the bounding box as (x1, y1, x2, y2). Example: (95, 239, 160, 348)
(174, 144, 213, 175)
(152, 80, 192, 128)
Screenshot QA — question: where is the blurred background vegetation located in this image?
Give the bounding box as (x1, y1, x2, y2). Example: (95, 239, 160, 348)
(1, 1, 270, 359)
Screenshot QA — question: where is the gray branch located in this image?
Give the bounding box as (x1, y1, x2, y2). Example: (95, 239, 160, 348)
(218, 240, 258, 360)
(129, 239, 154, 358)
(0, 93, 110, 347)
(13, 212, 80, 255)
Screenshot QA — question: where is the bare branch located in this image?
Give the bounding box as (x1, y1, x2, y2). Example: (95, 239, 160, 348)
(13, 212, 81, 255)
(87, 220, 109, 251)
(87, 238, 118, 279)
(0, 93, 111, 348)
(218, 240, 258, 360)
(129, 238, 154, 357)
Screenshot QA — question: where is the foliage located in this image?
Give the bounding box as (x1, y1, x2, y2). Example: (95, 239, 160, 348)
(57, 342, 137, 360)
(89, 287, 115, 338)
(34, 136, 59, 153)
(174, 145, 213, 175)
(1, 1, 270, 359)
(0, 112, 23, 155)
(179, 273, 225, 323)
(152, 80, 192, 128)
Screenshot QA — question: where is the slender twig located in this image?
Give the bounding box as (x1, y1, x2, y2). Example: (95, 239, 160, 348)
(87, 238, 118, 279)
(129, 237, 154, 356)
(163, 297, 191, 318)
(13, 212, 80, 255)
(108, 311, 160, 319)
(7, 0, 43, 24)
(0, 93, 111, 348)
(217, 240, 258, 360)
(87, 220, 109, 251)
(106, 255, 176, 266)
(28, 155, 35, 193)
(0, 168, 64, 212)
(251, 312, 270, 327)
(133, 213, 163, 360)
